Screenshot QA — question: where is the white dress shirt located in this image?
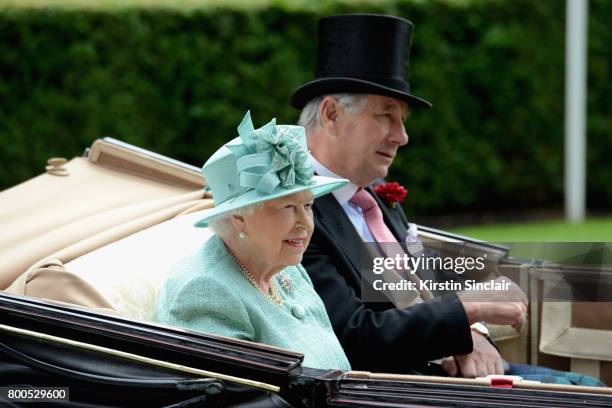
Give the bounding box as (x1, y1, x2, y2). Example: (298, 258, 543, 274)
(310, 155, 376, 242)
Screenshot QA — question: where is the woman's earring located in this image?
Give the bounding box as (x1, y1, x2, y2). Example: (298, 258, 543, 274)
(239, 232, 245, 239)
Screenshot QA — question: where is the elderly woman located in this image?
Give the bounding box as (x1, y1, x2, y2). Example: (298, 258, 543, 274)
(155, 112, 350, 370)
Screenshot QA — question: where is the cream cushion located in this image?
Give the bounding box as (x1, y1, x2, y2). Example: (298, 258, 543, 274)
(66, 209, 214, 321)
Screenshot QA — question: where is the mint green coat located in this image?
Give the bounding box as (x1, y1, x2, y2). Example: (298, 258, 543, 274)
(155, 235, 351, 371)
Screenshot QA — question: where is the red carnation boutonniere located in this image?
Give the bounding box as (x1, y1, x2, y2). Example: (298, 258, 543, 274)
(374, 182, 408, 209)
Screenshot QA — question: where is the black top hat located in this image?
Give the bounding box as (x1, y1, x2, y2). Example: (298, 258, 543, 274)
(289, 14, 432, 109)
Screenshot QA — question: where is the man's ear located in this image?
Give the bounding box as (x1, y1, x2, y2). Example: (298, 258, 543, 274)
(320, 96, 340, 135)
(230, 214, 246, 234)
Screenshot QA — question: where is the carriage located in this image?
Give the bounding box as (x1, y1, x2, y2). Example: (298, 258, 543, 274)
(1, 137, 611, 407)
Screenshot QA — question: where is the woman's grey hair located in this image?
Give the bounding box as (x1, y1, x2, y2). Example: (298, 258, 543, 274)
(297, 93, 368, 132)
(208, 203, 262, 239)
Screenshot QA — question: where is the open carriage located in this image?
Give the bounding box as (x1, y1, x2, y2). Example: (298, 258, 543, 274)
(1, 138, 611, 407)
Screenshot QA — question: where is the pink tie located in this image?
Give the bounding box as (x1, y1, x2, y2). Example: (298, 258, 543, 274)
(351, 189, 432, 303)
(350, 188, 397, 244)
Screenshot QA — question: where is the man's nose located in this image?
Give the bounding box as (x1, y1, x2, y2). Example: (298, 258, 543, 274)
(390, 122, 409, 146)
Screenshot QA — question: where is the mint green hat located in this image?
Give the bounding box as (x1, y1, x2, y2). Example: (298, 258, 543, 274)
(194, 111, 348, 227)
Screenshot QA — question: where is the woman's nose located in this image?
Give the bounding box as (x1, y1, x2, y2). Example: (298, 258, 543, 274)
(296, 207, 314, 233)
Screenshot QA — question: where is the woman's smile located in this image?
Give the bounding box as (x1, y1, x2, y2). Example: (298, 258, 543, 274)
(284, 237, 308, 249)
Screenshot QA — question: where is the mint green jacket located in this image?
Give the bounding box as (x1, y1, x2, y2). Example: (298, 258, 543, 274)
(154, 235, 351, 371)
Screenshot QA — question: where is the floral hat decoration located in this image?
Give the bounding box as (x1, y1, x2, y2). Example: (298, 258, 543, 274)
(194, 111, 348, 227)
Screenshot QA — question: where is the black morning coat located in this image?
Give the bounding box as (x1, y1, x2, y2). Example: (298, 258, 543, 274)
(302, 187, 473, 374)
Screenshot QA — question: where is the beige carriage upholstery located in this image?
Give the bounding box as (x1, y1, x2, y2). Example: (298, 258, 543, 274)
(500, 261, 612, 385)
(5, 210, 212, 320)
(528, 265, 612, 386)
(3, 208, 216, 321)
(0, 138, 210, 291)
(420, 232, 612, 385)
(4, 258, 116, 312)
(0, 138, 216, 314)
(64, 209, 215, 320)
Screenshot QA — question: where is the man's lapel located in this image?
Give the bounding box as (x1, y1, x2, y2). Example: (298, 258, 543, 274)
(312, 193, 368, 276)
(314, 192, 424, 307)
(369, 187, 434, 299)
(368, 187, 409, 243)
(315, 187, 410, 262)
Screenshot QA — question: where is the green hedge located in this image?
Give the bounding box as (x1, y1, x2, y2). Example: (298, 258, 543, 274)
(1, 0, 610, 219)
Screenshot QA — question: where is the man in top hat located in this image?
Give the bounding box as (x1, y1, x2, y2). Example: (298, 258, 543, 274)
(290, 14, 606, 385)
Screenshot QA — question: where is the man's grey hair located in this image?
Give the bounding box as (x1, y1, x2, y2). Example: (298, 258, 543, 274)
(297, 93, 368, 133)
(208, 203, 262, 239)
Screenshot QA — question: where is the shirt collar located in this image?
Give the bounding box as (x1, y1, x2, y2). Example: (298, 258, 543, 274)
(310, 154, 359, 205)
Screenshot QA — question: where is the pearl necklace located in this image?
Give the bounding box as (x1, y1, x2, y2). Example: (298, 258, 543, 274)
(225, 244, 283, 307)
